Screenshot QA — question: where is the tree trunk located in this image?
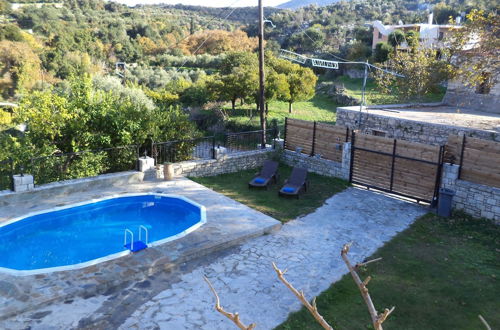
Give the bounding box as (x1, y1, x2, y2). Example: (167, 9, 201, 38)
(240, 99, 244, 106)
(288, 102, 293, 113)
(265, 102, 269, 116)
(231, 99, 236, 111)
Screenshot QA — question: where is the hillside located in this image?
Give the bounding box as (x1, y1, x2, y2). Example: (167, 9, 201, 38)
(277, 0, 340, 9)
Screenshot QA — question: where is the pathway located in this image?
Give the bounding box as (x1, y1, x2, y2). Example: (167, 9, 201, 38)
(4, 187, 427, 329)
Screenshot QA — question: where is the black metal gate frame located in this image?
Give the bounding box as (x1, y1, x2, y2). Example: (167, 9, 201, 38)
(348, 132, 445, 204)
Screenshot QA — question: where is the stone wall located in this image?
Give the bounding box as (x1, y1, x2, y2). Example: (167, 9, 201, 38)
(155, 149, 274, 179)
(12, 174, 34, 192)
(336, 106, 499, 145)
(280, 142, 351, 181)
(444, 79, 500, 114)
(0, 171, 144, 207)
(441, 163, 500, 223)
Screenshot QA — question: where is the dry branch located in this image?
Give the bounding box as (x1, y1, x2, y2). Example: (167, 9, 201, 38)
(272, 262, 333, 330)
(203, 276, 256, 330)
(356, 257, 383, 268)
(479, 315, 491, 330)
(341, 243, 395, 330)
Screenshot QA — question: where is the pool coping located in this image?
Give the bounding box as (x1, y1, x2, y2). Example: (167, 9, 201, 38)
(0, 193, 207, 276)
(0, 178, 282, 319)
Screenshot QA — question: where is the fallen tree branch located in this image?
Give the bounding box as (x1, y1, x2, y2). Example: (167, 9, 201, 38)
(341, 243, 394, 330)
(479, 315, 491, 330)
(204, 276, 256, 330)
(356, 257, 383, 268)
(272, 262, 333, 330)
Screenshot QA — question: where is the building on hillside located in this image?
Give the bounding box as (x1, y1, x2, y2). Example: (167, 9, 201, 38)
(371, 13, 461, 50)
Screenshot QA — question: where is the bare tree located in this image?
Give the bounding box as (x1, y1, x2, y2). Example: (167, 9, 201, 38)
(204, 276, 256, 330)
(204, 243, 395, 330)
(479, 315, 491, 330)
(272, 262, 333, 330)
(341, 243, 394, 330)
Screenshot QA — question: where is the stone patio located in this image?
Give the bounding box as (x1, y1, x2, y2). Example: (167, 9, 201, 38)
(3, 187, 427, 329)
(0, 176, 281, 319)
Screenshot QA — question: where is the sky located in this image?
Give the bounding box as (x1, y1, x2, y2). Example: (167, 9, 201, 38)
(112, 0, 288, 7)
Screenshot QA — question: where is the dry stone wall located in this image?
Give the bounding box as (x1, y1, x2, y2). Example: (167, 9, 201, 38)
(444, 79, 500, 114)
(336, 107, 499, 145)
(441, 163, 500, 223)
(281, 142, 351, 181)
(155, 149, 274, 179)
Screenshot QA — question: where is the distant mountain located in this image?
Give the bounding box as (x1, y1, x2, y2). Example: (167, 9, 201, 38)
(277, 0, 341, 10)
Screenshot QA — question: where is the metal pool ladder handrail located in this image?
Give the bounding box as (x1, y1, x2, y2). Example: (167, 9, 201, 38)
(124, 229, 134, 251)
(139, 225, 149, 245)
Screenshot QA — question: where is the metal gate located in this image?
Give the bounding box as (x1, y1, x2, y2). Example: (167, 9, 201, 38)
(349, 132, 444, 204)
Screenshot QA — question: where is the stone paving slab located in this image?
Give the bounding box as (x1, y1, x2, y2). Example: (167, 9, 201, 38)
(3, 187, 427, 329)
(0, 177, 281, 319)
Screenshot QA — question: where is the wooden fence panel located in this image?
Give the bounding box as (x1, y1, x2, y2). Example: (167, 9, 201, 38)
(351, 149, 392, 189)
(285, 118, 314, 155)
(284, 118, 348, 162)
(395, 140, 440, 163)
(314, 123, 348, 162)
(351, 132, 442, 202)
(445, 135, 500, 188)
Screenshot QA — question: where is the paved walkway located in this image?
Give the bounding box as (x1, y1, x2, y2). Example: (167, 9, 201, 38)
(4, 187, 426, 329)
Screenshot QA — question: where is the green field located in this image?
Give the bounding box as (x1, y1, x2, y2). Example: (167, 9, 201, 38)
(334, 76, 446, 105)
(211, 76, 446, 133)
(218, 93, 339, 131)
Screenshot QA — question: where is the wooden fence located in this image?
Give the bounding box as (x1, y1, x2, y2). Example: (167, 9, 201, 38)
(350, 132, 443, 203)
(283, 117, 500, 201)
(445, 135, 500, 188)
(284, 118, 349, 162)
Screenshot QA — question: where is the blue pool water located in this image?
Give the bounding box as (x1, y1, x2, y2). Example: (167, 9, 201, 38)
(0, 194, 205, 272)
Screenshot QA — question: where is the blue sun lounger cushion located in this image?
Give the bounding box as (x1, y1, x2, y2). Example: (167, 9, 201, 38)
(254, 177, 266, 184)
(283, 187, 295, 193)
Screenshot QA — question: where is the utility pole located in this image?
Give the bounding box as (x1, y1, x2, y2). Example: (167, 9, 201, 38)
(258, 0, 266, 148)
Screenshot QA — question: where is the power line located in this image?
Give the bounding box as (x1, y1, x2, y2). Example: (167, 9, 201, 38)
(279, 49, 404, 78)
(292, 22, 404, 76)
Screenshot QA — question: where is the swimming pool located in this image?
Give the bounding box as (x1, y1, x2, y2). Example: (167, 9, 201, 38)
(0, 193, 206, 275)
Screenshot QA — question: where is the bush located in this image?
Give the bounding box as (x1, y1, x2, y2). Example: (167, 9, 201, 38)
(373, 42, 393, 63)
(388, 29, 405, 47)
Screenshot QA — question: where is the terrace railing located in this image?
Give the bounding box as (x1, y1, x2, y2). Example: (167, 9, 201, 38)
(1, 128, 278, 191)
(152, 129, 277, 164)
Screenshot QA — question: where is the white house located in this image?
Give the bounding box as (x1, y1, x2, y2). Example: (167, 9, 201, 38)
(371, 13, 461, 50)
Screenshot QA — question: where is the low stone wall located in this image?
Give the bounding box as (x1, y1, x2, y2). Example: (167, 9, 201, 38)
(441, 163, 500, 222)
(280, 142, 351, 181)
(336, 106, 499, 145)
(0, 171, 144, 209)
(444, 79, 500, 114)
(155, 149, 274, 179)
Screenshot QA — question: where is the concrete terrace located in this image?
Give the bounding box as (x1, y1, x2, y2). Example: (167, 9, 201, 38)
(351, 104, 500, 132)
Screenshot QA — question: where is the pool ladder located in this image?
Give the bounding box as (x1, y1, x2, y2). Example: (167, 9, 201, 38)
(124, 225, 149, 252)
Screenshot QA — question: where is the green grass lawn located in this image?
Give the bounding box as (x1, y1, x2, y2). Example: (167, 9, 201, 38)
(200, 75, 446, 133)
(210, 93, 339, 131)
(203, 76, 446, 133)
(334, 76, 446, 105)
(276, 212, 500, 330)
(190, 163, 349, 222)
